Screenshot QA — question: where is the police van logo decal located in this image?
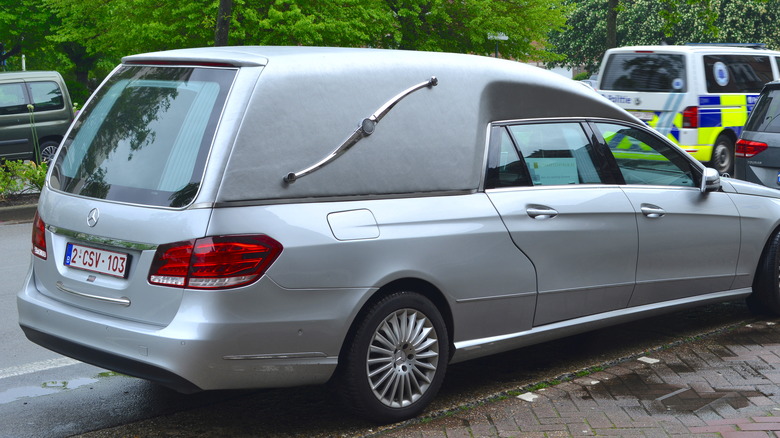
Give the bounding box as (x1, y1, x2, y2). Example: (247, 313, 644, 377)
(713, 62, 730, 87)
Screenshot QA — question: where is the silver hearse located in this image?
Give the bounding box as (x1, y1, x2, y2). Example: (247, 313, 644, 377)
(17, 46, 780, 423)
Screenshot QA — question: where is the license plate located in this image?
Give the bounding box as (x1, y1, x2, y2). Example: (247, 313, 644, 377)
(630, 111, 655, 122)
(64, 243, 130, 278)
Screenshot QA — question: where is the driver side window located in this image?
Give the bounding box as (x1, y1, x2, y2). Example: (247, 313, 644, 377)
(594, 123, 697, 187)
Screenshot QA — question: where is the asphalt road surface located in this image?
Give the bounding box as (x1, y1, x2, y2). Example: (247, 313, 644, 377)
(0, 221, 759, 438)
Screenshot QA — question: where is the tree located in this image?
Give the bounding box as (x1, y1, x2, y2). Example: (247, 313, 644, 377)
(549, 0, 780, 72)
(2, 0, 572, 100)
(380, 0, 570, 61)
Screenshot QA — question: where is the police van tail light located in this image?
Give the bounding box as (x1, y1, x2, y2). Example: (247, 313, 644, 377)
(736, 139, 768, 158)
(682, 106, 698, 128)
(32, 211, 47, 260)
(149, 235, 283, 289)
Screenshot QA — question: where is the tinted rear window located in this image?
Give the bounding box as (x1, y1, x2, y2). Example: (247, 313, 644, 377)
(50, 65, 236, 207)
(600, 53, 686, 92)
(745, 87, 780, 133)
(704, 55, 773, 93)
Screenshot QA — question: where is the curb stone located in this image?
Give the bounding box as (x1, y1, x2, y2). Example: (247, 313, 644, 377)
(0, 202, 37, 224)
(373, 318, 780, 438)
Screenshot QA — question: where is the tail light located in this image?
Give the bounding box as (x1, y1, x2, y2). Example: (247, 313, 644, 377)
(32, 211, 47, 259)
(149, 235, 283, 289)
(736, 139, 768, 158)
(682, 106, 698, 128)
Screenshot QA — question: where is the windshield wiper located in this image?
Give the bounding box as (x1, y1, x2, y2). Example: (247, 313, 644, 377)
(283, 76, 438, 184)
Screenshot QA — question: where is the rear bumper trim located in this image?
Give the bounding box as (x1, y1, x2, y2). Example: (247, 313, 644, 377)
(20, 325, 202, 394)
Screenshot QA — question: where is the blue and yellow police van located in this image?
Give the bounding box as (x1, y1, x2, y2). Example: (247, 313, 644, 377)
(596, 44, 780, 175)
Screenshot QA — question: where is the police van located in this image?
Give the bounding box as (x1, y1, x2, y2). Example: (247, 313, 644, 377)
(596, 44, 780, 174)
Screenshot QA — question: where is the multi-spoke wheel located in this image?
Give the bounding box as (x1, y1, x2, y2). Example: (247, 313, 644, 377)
(748, 231, 780, 315)
(38, 140, 60, 164)
(339, 291, 449, 423)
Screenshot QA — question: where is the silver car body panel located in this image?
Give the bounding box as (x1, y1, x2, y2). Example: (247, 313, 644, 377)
(17, 47, 780, 394)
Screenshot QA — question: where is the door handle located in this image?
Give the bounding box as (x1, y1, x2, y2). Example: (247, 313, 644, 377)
(526, 207, 558, 220)
(640, 204, 665, 218)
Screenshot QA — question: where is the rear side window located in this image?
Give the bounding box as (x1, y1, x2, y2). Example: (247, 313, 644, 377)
(485, 122, 609, 188)
(704, 55, 773, 93)
(0, 83, 28, 115)
(745, 87, 780, 133)
(28, 81, 64, 112)
(600, 53, 686, 92)
(50, 65, 236, 208)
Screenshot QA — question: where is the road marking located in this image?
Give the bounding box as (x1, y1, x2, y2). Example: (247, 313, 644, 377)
(0, 358, 81, 380)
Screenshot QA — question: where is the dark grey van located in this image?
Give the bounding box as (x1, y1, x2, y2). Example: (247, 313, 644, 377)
(736, 81, 780, 186)
(0, 71, 74, 162)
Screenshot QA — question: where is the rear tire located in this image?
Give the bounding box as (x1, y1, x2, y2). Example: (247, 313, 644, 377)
(708, 134, 734, 175)
(38, 140, 60, 164)
(338, 291, 449, 424)
(748, 231, 780, 315)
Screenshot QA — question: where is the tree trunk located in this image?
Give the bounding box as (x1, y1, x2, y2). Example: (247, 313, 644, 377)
(215, 0, 233, 47)
(606, 0, 618, 49)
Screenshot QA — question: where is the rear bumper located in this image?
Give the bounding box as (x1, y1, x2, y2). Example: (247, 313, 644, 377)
(17, 270, 369, 392)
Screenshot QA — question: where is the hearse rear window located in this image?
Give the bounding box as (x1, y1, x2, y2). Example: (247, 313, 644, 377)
(50, 65, 236, 207)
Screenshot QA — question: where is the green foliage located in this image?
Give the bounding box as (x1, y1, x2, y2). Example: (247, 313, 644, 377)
(1, 0, 572, 102)
(0, 160, 48, 200)
(549, 0, 780, 71)
(573, 71, 591, 80)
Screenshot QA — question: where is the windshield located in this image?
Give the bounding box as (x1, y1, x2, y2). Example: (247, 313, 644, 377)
(50, 65, 236, 207)
(600, 53, 686, 92)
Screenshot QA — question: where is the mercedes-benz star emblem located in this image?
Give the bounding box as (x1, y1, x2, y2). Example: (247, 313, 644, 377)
(87, 208, 100, 227)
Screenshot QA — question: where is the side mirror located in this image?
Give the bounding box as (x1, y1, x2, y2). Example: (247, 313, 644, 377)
(701, 167, 721, 193)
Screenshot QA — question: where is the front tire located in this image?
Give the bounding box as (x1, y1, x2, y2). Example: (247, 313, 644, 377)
(748, 231, 780, 315)
(339, 291, 449, 424)
(708, 134, 734, 175)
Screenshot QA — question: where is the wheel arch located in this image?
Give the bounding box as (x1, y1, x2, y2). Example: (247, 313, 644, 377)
(337, 277, 455, 366)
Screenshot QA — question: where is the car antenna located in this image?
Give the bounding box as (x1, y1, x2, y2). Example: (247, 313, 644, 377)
(283, 76, 438, 184)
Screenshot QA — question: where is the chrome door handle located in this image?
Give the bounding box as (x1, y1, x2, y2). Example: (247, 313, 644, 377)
(640, 204, 665, 218)
(526, 207, 558, 220)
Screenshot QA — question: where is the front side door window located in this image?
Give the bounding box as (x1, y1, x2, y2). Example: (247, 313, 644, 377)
(596, 122, 698, 187)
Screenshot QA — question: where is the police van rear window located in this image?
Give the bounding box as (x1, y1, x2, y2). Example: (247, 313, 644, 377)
(50, 65, 236, 208)
(600, 53, 686, 92)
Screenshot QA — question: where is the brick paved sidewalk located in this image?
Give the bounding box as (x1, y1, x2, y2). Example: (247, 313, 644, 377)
(379, 320, 780, 437)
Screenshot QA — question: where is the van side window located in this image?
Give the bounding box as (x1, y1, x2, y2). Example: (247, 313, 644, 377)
(595, 123, 697, 187)
(28, 81, 65, 112)
(0, 83, 28, 115)
(508, 123, 604, 186)
(704, 55, 774, 93)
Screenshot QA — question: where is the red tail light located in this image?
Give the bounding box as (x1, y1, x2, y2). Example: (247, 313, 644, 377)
(32, 211, 47, 259)
(149, 235, 283, 289)
(736, 139, 768, 158)
(682, 106, 698, 128)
